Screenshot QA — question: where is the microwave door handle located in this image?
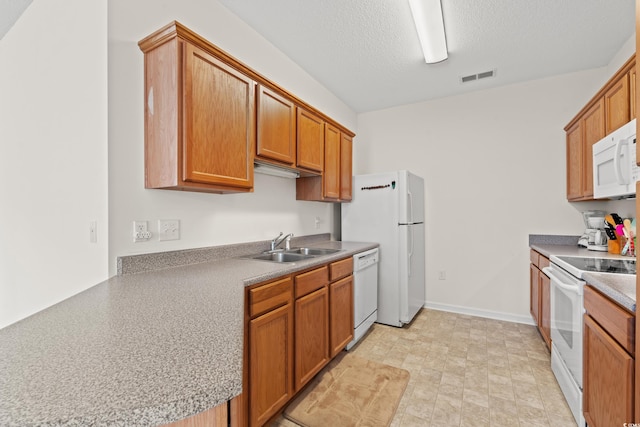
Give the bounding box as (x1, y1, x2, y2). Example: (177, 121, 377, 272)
(614, 137, 629, 184)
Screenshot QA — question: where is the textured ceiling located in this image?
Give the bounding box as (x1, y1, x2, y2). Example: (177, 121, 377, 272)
(218, 0, 635, 113)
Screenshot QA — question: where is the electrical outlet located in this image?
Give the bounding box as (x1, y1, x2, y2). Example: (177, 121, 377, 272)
(133, 221, 152, 242)
(438, 271, 446, 280)
(315, 216, 321, 229)
(158, 219, 180, 241)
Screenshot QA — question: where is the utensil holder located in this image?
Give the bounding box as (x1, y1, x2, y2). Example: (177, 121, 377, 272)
(608, 237, 625, 254)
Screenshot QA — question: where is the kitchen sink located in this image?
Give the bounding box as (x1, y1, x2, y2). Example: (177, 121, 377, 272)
(286, 247, 342, 255)
(249, 252, 315, 263)
(245, 247, 343, 263)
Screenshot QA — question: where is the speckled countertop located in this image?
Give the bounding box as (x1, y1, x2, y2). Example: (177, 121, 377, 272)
(530, 235, 636, 313)
(0, 235, 378, 427)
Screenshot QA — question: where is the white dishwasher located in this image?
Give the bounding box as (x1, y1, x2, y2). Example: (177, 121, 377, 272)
(346, 248, 379, 350)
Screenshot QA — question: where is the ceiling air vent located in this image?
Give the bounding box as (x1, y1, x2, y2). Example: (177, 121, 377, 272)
(460, 69, 496, 84)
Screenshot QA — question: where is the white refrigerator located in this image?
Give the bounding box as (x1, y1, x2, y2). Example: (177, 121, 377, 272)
(341, 170, 426, 327)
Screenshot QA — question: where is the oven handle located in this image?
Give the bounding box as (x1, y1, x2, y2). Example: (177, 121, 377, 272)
(542, 267, 583, 296)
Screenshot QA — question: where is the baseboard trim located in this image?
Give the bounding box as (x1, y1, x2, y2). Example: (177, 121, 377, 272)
(424, 301, 535, 326)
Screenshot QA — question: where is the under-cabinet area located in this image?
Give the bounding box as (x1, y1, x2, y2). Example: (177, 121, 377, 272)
(138, 21, 355, 201)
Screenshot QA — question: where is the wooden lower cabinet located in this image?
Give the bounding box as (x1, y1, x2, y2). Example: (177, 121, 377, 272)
(246, 278, 294, 427)
(241, 256, 354, 426)
(329, 275, 354, 357)
(583, 315, 634, 426)
(295, 286, 329, 390)
(529, 249, 551, 350)
(583, 285, 635, 426)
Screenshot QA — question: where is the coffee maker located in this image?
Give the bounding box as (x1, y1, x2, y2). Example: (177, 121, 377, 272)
(578, 210, 608, 251)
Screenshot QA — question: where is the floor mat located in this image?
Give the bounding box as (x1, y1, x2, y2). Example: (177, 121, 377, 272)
(283, 352, 410, 427)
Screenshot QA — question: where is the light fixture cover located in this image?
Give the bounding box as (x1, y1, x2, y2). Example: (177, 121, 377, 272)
(409, 0, 448, 64)
(254, 162, 300, 179)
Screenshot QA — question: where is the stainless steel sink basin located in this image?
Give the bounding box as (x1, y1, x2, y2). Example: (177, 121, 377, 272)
(286, 247, 342, 256)
(249, 252, 315, 263)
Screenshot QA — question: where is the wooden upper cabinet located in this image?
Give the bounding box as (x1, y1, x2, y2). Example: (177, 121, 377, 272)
(140, 22, 356, 197)
(629, 66, 636, 120)
(566, 98, 604, 201)
(581, 98, 605, 199)
(183, 43, 254, 189)
(139, 23, 254, 193)
(566, 121, 583, 201)
(297, 108, 325, 172)
(296, 129, 354, 202)
(256, 85, 296, 166)
(323, 124, 341, 199)
(605, 72, 630, 134)
(340, 133, 353, 201)
(565, 55, 635, 201)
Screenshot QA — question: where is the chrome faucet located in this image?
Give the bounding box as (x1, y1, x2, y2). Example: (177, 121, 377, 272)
(271, 232, 294, 251)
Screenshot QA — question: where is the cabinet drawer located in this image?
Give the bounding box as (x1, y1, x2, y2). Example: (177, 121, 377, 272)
(330, 257, 353, 281)
(295, 266, 329, 298)
(530, 249, 540, 267)
(538, 254, 550, 271)
(584, 285, 635, 356)
(249, 277, 293, 318)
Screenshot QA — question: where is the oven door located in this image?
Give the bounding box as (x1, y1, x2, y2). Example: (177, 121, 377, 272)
(543, 264, 585, 387)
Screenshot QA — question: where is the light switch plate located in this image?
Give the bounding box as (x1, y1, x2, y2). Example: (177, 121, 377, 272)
(158, 219, 180, 241)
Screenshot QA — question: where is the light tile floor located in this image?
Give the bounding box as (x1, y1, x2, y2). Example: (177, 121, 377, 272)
(271, 308, 576, 427)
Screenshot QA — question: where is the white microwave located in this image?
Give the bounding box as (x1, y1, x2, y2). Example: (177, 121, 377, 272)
(592, 118, 638, 199)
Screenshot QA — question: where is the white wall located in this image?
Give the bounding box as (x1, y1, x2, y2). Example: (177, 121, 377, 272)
(107, 0, 357, 274)
(0, 0, 108, 328)
(356, 63, 634, 323)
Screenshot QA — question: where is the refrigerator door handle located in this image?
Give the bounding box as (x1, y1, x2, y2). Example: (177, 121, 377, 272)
(407, 190, 414, 223)
(408, 227, 414, 277)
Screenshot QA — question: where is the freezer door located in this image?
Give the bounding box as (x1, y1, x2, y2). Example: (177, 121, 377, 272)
(399, 223, 426, 324)
(398, 171, 425, 224)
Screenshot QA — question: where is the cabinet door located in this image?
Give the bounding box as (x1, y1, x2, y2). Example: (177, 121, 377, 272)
(183, 43, 254, 189)
(256, 85, 296, 165)
(566, 121, 583, 200)
(539, 272, 551, 350)
(583, 314, 634, 427)
(581, 98, 605, 199)
(529, 264, 540, 326)
(297, 108, 324, 172)
(630, 67, 636, 120)
(323, 123, 341, 199)
(295, 286, 329, 391)
(340, 133, 353, 201)
(329, 275, 354, 357)
(605, 73, 630, 135)
(249, 303, 294, 427)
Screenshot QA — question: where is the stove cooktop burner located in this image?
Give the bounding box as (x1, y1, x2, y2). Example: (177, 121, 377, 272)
(555, 256, 636, 275)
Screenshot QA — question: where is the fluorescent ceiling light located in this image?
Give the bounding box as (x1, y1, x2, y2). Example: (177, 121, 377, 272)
(409, 0, 448, 64)
(254, 162, 300, 179)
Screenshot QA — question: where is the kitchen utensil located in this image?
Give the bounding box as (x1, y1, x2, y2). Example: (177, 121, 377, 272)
(604, 214, 616, 229)
(611, 213, 623, 225)
(604, 227, 617, 240)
